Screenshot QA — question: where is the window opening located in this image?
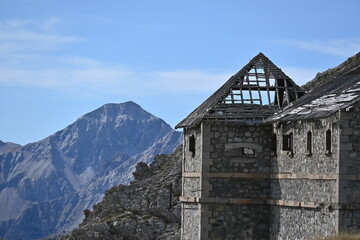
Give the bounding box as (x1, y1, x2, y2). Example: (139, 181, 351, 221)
(189, 135, 195, 156)
(242, 148, 256, 156)
(271, 134, 277, 154)
(269, 77, 276, 86)
(306, 131, 312, 155)
(283, 132, 293, 153)
(229, 147, 256, 158)
(325, 129, 331, 155)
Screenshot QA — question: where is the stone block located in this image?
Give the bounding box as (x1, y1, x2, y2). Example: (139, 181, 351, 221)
(340, 135, 349, 143)
(342, 127, 354, 136)
(341, 143, 353, 151)
(341, 112, 354, 120)
(340, 120, 349, 128)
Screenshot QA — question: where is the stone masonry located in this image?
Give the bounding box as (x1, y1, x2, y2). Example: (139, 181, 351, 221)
(177, 53, 360, 239)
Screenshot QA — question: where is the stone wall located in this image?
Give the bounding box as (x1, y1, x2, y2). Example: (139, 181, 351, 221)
(208, 204, 269, 240)
(209, 123, 272, 173)
(270, 206, 338, 240)
(182, 127, 203, 239)
(205, 122, 272, 239)
(181, 103, 360, 239)
(270, 179, 337, 202)
(270, 113, 340, 239)
(182, 203, 201, 239)
(209, 178, 270, 199)
(183, 127, 202, 173)
(338, 102, 360, 232)
(272, 114, 339, 174)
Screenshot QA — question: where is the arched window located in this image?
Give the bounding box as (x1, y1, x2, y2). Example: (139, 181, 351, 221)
(325, 129, 331, 154)
(306, 131, 312, 155)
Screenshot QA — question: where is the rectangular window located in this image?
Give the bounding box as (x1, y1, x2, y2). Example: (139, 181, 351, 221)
(189, 135, 195, 156)
(282, 133, 293, 153)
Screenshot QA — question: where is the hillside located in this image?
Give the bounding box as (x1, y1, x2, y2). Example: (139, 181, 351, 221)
(63, 146, 182, 240)
(303, 52, 360, 91)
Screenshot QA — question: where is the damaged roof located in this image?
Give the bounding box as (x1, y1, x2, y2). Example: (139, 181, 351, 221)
(266, 52, 360, 122)
(176, 53, 305, 129)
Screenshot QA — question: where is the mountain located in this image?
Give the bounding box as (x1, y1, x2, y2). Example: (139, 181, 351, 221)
(63, 146, 182, 240)
(0, 141, 21, 154)
(0, 101, 182, 240)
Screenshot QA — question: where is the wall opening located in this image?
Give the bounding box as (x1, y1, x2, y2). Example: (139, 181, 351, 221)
(229, 147, 256, 158)
(271, 134, 277, 155)
(282, 132, 293, 154)
(306, 131, 312, 155)
(325, 129, 331, 155)
(189, 135, 195, 157)
(242, 147, 256, 157)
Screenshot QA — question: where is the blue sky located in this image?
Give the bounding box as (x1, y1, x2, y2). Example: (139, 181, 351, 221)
(0, 0, 359, 145)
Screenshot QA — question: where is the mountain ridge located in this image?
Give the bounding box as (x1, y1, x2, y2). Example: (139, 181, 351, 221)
(0, 101, 181, 240)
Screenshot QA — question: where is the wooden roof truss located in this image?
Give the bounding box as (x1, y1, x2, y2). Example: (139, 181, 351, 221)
(176, 53, 305, 128)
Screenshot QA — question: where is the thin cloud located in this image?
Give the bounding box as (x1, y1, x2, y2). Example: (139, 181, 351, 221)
(0, 17, 229, 96)
(0, 56, 230, 96)
(0, 18, 82, 54)
(0, 18, 321, 97)
(281, 39, 360, 57)
(42, 16, 61, 31)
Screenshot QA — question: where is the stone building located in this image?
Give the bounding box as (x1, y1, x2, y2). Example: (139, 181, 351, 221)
(175, 52, 360, 239)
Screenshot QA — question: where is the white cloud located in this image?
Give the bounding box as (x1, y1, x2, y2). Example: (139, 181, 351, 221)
(282, 39, 360, 57)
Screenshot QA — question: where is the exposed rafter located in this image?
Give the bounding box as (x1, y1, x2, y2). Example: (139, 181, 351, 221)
(176, 53, 305, 128)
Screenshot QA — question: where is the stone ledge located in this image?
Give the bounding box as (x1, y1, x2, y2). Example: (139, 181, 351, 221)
(179, 196, 360, 209)
(182, 172, 360, 180)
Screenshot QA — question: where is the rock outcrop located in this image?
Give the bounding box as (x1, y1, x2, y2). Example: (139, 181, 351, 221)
(63, 146, 182, 240)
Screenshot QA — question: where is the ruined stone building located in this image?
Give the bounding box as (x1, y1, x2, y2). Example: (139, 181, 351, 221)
(176, 53, 360, 239)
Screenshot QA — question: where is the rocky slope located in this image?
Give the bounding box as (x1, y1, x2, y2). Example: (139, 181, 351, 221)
(303, 52, 360, 91)
(63, 146, 182, 240)
(0, 140, 21, 154)
(0, 101, 181, 240)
